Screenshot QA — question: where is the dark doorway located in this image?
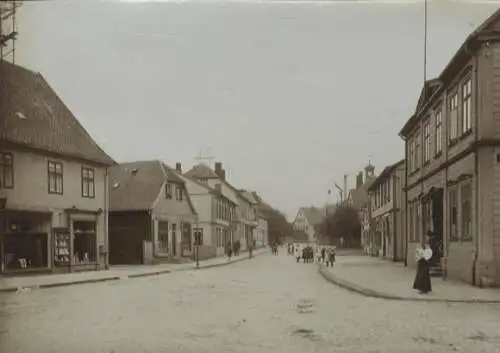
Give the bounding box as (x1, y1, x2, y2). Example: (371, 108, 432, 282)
(430, 188, 444, 266)
(171, 224, 177, 256)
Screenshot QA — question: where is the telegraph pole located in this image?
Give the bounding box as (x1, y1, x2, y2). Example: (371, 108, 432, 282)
(0, 1, 22, 63)
(194, 147, 215, 167)
(423, 0, 428, 97)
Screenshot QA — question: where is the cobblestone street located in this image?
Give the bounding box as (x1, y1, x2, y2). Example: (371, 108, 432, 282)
(1, 252, 500, 353)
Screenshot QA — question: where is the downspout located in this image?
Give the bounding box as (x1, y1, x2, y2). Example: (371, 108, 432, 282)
(104, 168, 109, 270)
(392, 174, 397, 262)
(403, 137, 409, 267)
(151, 210, 156, 263)
(467, 42, 480, 286)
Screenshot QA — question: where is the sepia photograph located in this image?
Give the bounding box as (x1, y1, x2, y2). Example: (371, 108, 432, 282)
(1, 0, 500, 352)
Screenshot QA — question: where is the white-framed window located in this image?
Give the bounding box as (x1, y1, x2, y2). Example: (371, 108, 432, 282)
(423, 120, 431, 163)
(216, 228, 223, 248)
(435, 109, 443, 155)
(48, 161, 63, 195)
(81, 166, 95, 198)
(165, 183, 172, 199)
(408, 140, 414, 172)
(175, 185, 183, 201)
(462, 78, 472, 134)
(0, 152, 13, 189)
(449, 92, 459, 141)
(414, 133, 420, 171)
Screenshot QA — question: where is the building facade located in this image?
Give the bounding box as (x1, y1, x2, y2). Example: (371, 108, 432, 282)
(399, 9, 500, 286)
(184, 162, 258, 255)
(292, 207, 323, 243)
(108, 161, 197, 264)
(368, 160, 405, 261)
(0, 62, 115, 274)
(180, 163, 238, 257)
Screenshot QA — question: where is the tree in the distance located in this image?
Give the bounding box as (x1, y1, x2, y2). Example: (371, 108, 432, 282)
(259, 207, 294, 245)
(317, 205, 361, 248)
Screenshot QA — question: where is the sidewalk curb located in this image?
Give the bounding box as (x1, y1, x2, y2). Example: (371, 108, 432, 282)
(0, 250, 268, 293)
(318, 265, 500, 304)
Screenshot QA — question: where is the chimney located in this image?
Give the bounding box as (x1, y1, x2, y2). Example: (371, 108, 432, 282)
(356, 171, 363, 188)
(221, 169, 226, 181)
(214, 162, 224, 179)
(175, 162, 182, 173)
(343, 174, 348, 201)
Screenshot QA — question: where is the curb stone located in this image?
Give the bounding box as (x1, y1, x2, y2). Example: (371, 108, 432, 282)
(0, 249, 268, 293)
(317, 265, 500, 304)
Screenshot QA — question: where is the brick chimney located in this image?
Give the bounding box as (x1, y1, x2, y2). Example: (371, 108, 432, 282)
(175, 162, 182, 173)
(221, 169, 226, 181)
(214, 162, 224, 180)
(356, 171, 363, 188)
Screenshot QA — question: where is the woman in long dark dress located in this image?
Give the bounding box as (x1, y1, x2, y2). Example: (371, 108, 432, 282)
(413, 244, 433, 294)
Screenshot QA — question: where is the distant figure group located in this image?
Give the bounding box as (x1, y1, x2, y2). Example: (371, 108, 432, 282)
(286, 243, 336, 266)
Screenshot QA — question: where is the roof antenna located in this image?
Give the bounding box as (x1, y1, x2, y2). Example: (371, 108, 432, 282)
(194, 146, 215, 167)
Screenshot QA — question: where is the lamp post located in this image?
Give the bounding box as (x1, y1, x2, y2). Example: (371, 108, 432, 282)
(247, 226, 253, 259)
(195, 216, 200, 269)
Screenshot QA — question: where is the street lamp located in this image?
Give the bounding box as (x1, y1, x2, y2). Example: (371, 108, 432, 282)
(194, 216, 200, 269)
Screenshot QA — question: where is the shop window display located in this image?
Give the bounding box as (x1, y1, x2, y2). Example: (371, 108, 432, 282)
(73, 221, 97, 265)
(2, 219, 48, 271)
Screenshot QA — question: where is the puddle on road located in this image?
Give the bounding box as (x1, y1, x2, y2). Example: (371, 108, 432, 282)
(291, 327, 321, 342)
(296, 298, 315, 314)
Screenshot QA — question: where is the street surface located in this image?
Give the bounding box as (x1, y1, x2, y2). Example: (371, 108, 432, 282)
(1, 251, 500, 353)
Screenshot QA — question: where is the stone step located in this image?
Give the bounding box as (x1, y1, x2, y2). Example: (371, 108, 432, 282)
(429, 266, 443, 277)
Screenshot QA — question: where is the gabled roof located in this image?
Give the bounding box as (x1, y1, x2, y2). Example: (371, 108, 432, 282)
(400, 8, 500, 138)
(297, 207, 324, 226)
(184, 163, 219, 179)
(414, 79, 441, 115)
(109, 160, 196, 214)
(368, 159, 405, 192)
(0, 61, 114, 166)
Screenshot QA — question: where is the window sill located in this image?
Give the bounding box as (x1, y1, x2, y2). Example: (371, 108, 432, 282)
(460, 130, 473, 140)
(434, 151, 443, 159)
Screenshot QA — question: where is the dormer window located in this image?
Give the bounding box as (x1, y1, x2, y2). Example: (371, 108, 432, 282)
(165, 183, 172, 199)
(176, 186, 183, 201)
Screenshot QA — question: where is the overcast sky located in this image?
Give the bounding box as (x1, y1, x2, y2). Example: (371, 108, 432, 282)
(13, 0, 499, 219)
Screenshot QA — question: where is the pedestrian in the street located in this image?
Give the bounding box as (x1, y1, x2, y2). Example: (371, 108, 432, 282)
(321, 247, 326, 263)
(413, 240, 433, 294)
(227, 242, 232, 261)
(316, 248, 322, 263)
(326, 247, 336, 267)
(295, 245, 301, 263)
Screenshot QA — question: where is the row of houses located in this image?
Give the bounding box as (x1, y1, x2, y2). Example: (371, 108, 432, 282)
(0, 61, 268, 275)
(366, 8, 500, 287)
(295, 9, 500, 288)
(360, 9, 500, 288)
